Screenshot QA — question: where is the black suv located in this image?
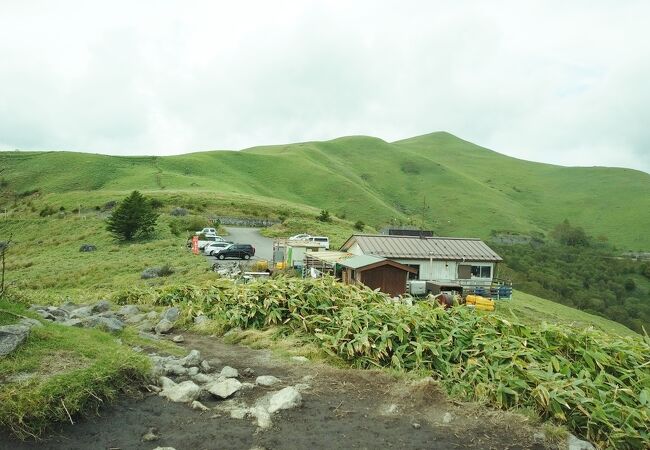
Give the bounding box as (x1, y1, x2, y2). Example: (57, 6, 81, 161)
(215, 244, 255, 260)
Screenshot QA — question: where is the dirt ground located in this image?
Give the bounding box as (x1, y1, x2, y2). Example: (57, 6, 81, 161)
(1, 334, 556, 450)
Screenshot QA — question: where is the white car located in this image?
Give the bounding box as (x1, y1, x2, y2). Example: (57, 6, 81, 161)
(196, 228, 217, 236)
(289, 233, 312, 240)
(204, 242, 232, 256)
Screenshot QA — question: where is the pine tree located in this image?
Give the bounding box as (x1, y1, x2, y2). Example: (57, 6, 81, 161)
(106, 191, 159, 241)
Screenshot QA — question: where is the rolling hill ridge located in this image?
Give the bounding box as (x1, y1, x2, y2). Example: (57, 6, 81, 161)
(1, 131, 649, 250)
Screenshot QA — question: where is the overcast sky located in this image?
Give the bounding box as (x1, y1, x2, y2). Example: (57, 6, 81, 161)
(1, 1, 649, 173)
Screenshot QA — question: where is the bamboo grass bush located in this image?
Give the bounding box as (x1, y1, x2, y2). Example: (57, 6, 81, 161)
(116, 277, 650, 448)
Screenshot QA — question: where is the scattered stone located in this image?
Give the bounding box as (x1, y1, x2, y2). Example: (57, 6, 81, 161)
(240, 382, 256, 390)
(192, 373, 213, 384)
(118, 305, 140, 316)
(70, 306, 93, 319)
(567, 434, 596, 450)
(125, 313, 146, 324)
(146, 311, 159, 320)
(268, 387, 302, 413)
(94, 317, 124, 333)
(256, 375, 281, 387)
(142, 427, 159, 442)
(230, 408, 249, 419)
(91, 300, 111, 314)
(207, 378, 242, 399)
(46, 307, 69, 320)
(181, 350, 201, 367)
(19, 318, 43, 328)
(141, 267, 162, 279)
(164, 365, 188, 376)
(171, 335, 184, 343)
(533, 432, 546, 445)
(191, 400, 210, 411)
(159, 376, 177, 390)
(152, 447, 176, 450)
(442, 412, 453, 424)
(79, 244, 97, 252)
(290, 356, 309, 363)
(137, 320, 156, 332)
(0, 324, 30, 356)
(187, 367, 199, 376)
(154, 319, 174, 334)
(412, 422, 421, 429)
(194, 315, 209, 326)
(59, 301, 79, 313)
(220, 366, 239, 378)
(161, 307, 180, 323)
(242, 367, 255, 377)
(200, 360, 212, 373)
(148, 385, 162, 393)
(301, 375, 314, 382)
(61, 318, 85, 327)
(34, 309, 56, 321)
(294, 383, 310, 392)
(160, 380, 201, 403)
(250, 406, 272, 429)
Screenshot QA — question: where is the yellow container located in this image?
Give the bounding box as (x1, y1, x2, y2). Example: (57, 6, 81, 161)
(275, 261, 286, 270)
(254, 260, 269, 271)
(476, 303, 495, 311)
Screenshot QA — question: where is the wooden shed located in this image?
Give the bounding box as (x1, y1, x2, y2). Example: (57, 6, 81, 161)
(339, 255, 417, 297)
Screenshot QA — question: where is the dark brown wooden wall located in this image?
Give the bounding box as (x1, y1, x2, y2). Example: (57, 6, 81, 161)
(360, 266, 409, 297)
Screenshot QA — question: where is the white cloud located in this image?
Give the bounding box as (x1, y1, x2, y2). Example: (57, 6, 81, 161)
(0, 0, 648, 173)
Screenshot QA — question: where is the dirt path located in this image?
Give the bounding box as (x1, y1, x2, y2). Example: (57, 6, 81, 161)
(1, 334, 555, 450)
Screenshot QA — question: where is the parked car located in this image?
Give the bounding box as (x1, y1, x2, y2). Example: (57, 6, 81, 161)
(196, 227, 217, 236)
(289, 233, 312, 240)
(308, 236, 330, 249)
(215, 244, 255, 260)
(204, 241, 233, 256)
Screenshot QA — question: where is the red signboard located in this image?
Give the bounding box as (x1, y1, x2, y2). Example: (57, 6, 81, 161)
(192, 236, 199, 255)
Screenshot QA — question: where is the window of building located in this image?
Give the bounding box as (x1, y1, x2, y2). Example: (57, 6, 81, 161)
(470, 265, 492, 278)
(407, 264, 420, 280)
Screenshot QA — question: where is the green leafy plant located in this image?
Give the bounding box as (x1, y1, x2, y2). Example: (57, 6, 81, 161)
(122, 277, 650, 449)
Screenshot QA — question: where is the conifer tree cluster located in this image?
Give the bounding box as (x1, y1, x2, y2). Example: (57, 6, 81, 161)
(106, 191, 159, 240)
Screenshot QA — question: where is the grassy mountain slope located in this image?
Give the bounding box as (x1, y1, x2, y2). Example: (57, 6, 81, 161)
(1, 132, 649, 250)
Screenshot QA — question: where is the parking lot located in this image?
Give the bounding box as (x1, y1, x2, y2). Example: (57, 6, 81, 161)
(204, 226, 274, 263)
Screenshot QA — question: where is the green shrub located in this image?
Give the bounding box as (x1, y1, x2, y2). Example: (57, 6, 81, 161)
(125, 277, 650, 449)
(317, 210, 331, 222)
(354, 220, 365, 231)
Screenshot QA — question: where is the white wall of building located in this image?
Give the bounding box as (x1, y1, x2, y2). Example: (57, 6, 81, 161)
(393, 259, 495, 282)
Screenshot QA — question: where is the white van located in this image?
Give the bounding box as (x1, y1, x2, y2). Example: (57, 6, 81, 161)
(309, 236, 329, 250)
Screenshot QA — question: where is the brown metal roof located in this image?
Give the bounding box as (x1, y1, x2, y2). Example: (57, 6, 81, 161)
(340, 235, 503, 262)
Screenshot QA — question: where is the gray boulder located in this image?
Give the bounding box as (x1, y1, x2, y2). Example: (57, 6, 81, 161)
(207, 378, 242, 399)
(181, 350, 201, 367)
(0, 324, 30, 356)
(91, 300, 111, 314)
(220, 366, 239, 378)
(46, 307, 69, 321)
(194, 315, 209, 326)
(70, 306, 93, 319)
(79, 244, 97, 252)
(255, 375, 281, 387)
(19, 318, 43, 328)
(154, 319, 174, 334)
(117, 305, 140, 317)
(567, 434, 595, 450)
(268, 387, 302, 413)
(159, 379, 201, 403)
(161, 307, 180, 323)
(141, 267, 161, 279)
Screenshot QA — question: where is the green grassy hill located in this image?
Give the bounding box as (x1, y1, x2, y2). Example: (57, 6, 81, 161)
(2, 132, 649, 250)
